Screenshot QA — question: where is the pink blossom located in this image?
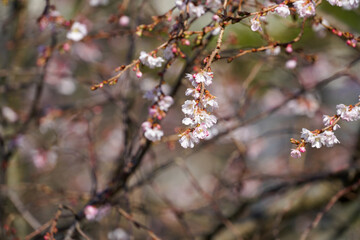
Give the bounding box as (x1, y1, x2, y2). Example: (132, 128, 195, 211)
(119, 16, 130, 26)
(84, 205, 99, 220)
(291, 149, 302, 158)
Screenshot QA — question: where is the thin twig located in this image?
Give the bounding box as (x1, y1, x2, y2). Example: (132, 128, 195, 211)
(117, 207, 162, 240)
(300, 178, 360, 240)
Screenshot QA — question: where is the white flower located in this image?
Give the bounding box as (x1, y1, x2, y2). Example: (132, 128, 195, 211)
(84, 205, 110, 221)
(336, 104, 360, 121)
(301, 129, 322, 148)
(195, 71, 213, 86)
(301, 128, 339, 149)
(180, 71, 218, 148)
(84, 205, 98, 220)
(89, 0, 109, 6)
(323, 115, 332, 126)
(163, 44, 174, 60)
(327, 0, 359, 9)
(58, 78, 76, 95)
(176, 0, 186, 10)
(143, 87, 161, 102)
(185, 73, 198, 87)
(147, 56, 164, 68)
(158, 96, 174, 111)
(193, 124, 209, 139)
(212, 27, 221, 36)
(185, 88, 201, 99)
(139, 51, 149, 63)
(323, 114, 341, 130)
(327, 0, 343, 6)
(301, 128, 313, 141)
(142, 122, 164, 142)
(182, 100, 197, 115)
(177, 2, 205, 17)
(285, 59, 297, 69)
(66, 22, 87, 41)
(141, 121, 152, 130)
(193, 111, 217, 128)
(139, 51, 165, 69)
(108, 228, 130, 240)
(182, 117, 194, 125)
(342, 0, 359, 9)
(291, 149, 302, 158)
(302, 128, 325, 148)
(189, 3, 205, 18)
(203, 97, 218, 110)
(293, 0, 316, 18)
(250, 16, 262, 32)
(310, 134, 325, 148)
(179, 131, 199, 148)
(333, 124, 340, 130)
(275, 4, 290, 18)
(322, 131, 340, 147)
(2, 106, 18, 122)
(206, 0, 222, 9)
(266, 46, 281, 56)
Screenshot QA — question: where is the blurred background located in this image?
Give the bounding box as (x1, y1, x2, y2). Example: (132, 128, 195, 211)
(1, 0, 360, 239)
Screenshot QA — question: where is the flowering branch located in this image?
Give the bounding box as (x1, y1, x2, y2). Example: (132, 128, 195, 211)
(290, 98, 360, 158)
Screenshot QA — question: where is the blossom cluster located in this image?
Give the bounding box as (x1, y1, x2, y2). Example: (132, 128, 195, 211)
(139, 51, 165, 69)
(175, 0, 222, 18)
(250, 0, 316, 32)
(327, 0, 359, 9)
(142, 86, 174, 142)
(179, 71, 218, 148)
(336, 104, 360, 121)
(290, 99, 360, 158)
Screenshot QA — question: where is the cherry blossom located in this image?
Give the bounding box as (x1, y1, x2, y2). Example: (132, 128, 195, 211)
(285, 59, 297, 69)
(179, 71, 218, 148)
(195, 71, 213, 85)
(89, 0, 109, 7)
(266, 46, 281, 56)
(108, 228, 130, 240)
(66, 22, 88, 42)
(182, 100, 197, 115)
(290, 149, 302, 158)
(119, 15, 130, 26)
(163, 44, 175, 60)
(293, 0, 316, 18)
(142, 122, 164, 142)
(336, 104, 360, 121)
(139, 51, 165, 69)
(84, 205, 110, 221)
(2, 106, 18, 122)
(179, 131, 199, 148)
(322, 131, 340, 147)
(158, 96, 174, 111)
(84, 205, 99, 220)
(275, 4, 290, 18)
(250, 16, 262, 32)
(175, 1, 205, 18)
(193, 124, 210, 139)
(206, 0, 222, 9)
(327, 0, 359, 9)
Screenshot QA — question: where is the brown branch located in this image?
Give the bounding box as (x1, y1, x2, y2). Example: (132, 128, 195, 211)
(300, 178, 360, 240)
(117, 207, 162, 240)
